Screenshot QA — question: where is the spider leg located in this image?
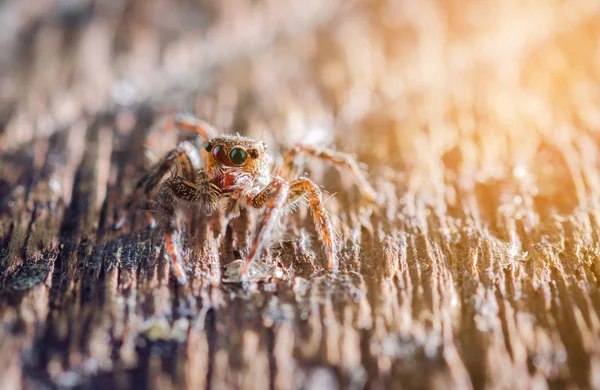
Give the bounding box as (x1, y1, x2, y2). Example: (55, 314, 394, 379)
(282, 145, 377, 202)
(139, 171, 218, 285)
(240, 177, 289, 276)
(133, 171, 218, 285)
(161, 172, 220, 215)
(159, 170, 221, 284)
(151, 189, 188, 284)
(172, 114, 217, 140)
(116, 142, 209, 285)
(162, 225, 187, 283)
(287, 178, 338, 272)
(114, 141, 200, 230)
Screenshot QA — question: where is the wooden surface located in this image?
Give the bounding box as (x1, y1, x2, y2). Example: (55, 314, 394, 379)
(2, 0, 600, 389)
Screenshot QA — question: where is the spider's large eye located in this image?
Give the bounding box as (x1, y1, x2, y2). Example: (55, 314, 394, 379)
(230, 148, 248, 166)
(212, 145, 228, 163)
(204, 141, 213, 152)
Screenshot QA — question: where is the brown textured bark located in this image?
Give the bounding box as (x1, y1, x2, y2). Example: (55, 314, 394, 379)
(2, 0, 600, 389)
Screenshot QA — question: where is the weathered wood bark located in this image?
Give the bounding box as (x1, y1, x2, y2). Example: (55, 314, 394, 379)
(2, 0, 600, 389)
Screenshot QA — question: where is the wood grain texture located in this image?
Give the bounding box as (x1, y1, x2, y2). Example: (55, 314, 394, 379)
(2, 0, 600, 389)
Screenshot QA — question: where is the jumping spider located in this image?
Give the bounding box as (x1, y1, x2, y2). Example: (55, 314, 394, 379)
(116, 114, 377, 284)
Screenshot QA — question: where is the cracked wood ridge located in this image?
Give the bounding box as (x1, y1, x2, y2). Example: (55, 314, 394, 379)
(2, 0, 600, 389)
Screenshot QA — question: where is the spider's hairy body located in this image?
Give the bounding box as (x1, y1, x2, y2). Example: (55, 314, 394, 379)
(117, 114, 376, 284)
(207, 135, 270, 213)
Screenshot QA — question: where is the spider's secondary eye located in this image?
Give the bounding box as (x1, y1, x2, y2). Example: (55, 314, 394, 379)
(230, 148, 248, 166)
(204, 141, 213, 152)
(212, 145, 228, 163)
(248, 149, 259, 159)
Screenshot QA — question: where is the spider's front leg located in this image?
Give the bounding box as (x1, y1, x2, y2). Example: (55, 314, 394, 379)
(158, 170, 220, 284)
(147, 171, 220, 284)
(287, 178, 338, 272)
(162, 171, 220, 215)
(240, 177, 289, 276)
(114, 141, 200, 230)
(115, 140, 218, 284)
(283, 145, 378, 202)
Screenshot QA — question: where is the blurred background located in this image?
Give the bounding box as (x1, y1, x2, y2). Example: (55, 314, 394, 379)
(2, 0, 600, 389)
(2, 0, 598, 162)
(2, 0, 600, 220)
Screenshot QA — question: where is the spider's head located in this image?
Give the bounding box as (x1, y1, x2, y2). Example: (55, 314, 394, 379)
(204, 136, 268, 174)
